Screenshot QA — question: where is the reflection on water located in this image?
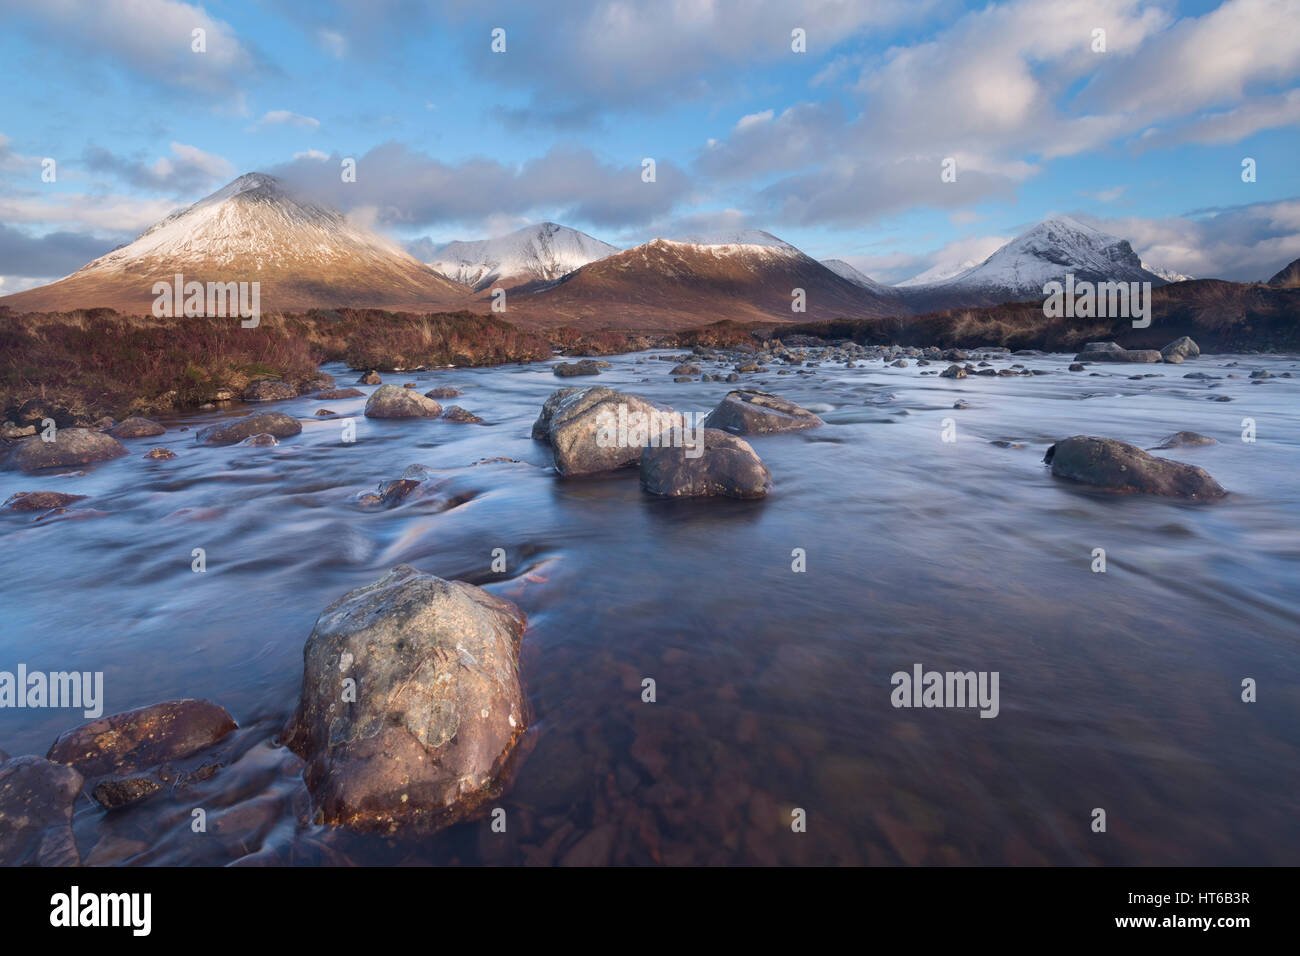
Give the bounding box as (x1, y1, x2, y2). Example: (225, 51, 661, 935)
(2, 350, 1299, 865)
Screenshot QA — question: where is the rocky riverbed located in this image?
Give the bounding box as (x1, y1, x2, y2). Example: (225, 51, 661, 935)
(2, 340, 1299, 865)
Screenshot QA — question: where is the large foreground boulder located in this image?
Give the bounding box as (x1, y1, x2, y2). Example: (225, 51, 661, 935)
(196, 412, 302, 446)
(364, 384, 441, 419)
(1072, 342, 1162, 363)
(281, 565, 528, 831)
(703, 390, 824, 434)
(534, 386, 680, 476)
(7, 428, 128, 471)
(640, 429, 772, 499)
(1160, 336, 1200, 363)
(0, 756, 83, 865)
(47, 699, 238, 780)
(1043, 436, 1226, 499)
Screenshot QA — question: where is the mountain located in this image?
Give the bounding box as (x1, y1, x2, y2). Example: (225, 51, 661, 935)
(898, 216, 1168, 311)
(1142, 261, 1194, 283)
(820, 258, 904, 302)
(426, 222, 618, 291)
(506, 231, 906, 331)
(1267, 257, 1300, 287)
(0, 173, 469, 314)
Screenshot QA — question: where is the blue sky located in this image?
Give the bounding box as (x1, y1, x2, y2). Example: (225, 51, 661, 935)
(1, 0, 1299, 293)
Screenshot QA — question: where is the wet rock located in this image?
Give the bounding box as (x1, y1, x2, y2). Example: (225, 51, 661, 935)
(537, 386, 679, 476)
(0, 422, 36, 440)
(314, 409, 334, 417)
(0, 756, 83, 866)
(144, 447, 176, 460)
(91, 775, 164, 811)
(703, 390, 823, 435)
(531, 387, 585, 441)
(1068, 363, 1086, 371)
(3, 491, 88, 512)
(357, 466, 442, 509)
(1043, 436, 1226, 499)
(310, 388, 365, 400)
(108, 416, 166, 439)
(640, 428, 772, 499)
(281, 565, 528, 832)
(358, 371, 382, 385)
(302, 373, 336, 392)
(890, 359, 908, 368)
(670, 364, 701, 376)
(952, 399, 970, 409)
(1072, 343, 1162, 363)
(1149, 431, 1217, 450)
(553, 360, 604, 377)
(364, 385, 441, 419)
(243, 379, 298, 402)
(442, 405, 484, 424)
(7, 428, 128, 471)
(240, 433, 278, 447)
(47, 699, 238, 779)
(196, 412, 301, 446)
(1161, 336, 1200, 362)
(939, 365, 966, 379)
(425, 386, 463, 399)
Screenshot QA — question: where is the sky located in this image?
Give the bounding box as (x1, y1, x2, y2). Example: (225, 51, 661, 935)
(1, 0, 1299, 295)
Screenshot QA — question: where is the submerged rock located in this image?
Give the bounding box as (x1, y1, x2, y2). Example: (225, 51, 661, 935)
(1149, 431, 1217, 450)
(196, 412, 301, 446)
(310, 388, 365, 400)
(91, 775, 164, 811)
(7, 428, 128, 471)
(703, 390, 823, 435)
(240, 433, 279, 447)
(243, 379, 298, 402)
(425, 386, 463, 399)
(281, 565, 528, 832)
(640, 429, 772, 499)
(3, 491, 88, 512)
(108, 417, 166, 439)
(0, 756, 83, 866)
(143, 447, 177, 460)
(364, 384, 441, 419)
(1043, 436, 1226, 500)
(47, 699, 238, 780)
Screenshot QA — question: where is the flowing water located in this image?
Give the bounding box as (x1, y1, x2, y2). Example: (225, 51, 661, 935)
(2, 349, 1298, 865)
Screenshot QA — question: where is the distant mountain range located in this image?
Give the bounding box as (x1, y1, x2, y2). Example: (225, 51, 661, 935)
(3, 172, 1278, 331)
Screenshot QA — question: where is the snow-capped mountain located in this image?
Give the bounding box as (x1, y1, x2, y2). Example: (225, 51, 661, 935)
(898, 216, 1169, 311)
(821, 258, 904, 301)
(0, 173, 466, 313)
(507, 231, 906, 331)
(1142, 261, 1194, 283)
(426, 222, 618, 291)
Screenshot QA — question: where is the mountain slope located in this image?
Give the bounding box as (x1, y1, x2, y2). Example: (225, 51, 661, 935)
(899, 216, 1168, 311)
(506, 233, 906, 331)
(821, 258, 904, 302)
(0, 173, 470, 314)
(427, 222, 618, 291)
(1267, 257, 1300, 287)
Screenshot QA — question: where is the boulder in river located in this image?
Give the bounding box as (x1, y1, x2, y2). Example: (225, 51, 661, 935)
(1043, 436, 1226, 499)
(364, 384, 441, 419)
(703, 390, 823, 435)
(553, 360, 604, 377)
(196, 411, 302, 446)
(441, 405, 484, 424)
(939, 364, 967, 379)
(243, 379, 298, 402)
(536, 386, 679, 476)
(47, 699, 238, 780)
(358, 371, 382, 385)
(531, 387, 585, 440)
(7, 428, 128, 471)
(1072, 342, 1162, 363)
(3, 491, 88, 512)
(425, 386, 463, 399)
(281, 565, 528, 832)
(143, 447, 176, 460)
(1160, 336, 1200, 363)
(0, 755, 83, 866)
(640, 428, 772, 499)
(108, 417, 166, 439)
(310, 388, 365, 400)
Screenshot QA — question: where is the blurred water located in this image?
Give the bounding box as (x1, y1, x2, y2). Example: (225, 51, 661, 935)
(1, 349, 1298, 865)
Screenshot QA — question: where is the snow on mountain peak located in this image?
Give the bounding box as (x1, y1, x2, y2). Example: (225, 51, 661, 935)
(427, 222, 618, 290)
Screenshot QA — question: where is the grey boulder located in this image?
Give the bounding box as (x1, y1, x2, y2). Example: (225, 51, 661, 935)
(364, 385, 441, 419)
(7, 428, 128, 471)
(703, 390, 823, 434)
(640, 428, 772, 499)
(196, 412, 302, 446)
(1044, 436, 1226, 499)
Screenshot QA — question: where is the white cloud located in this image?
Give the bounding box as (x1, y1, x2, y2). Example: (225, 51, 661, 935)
(252, 110, 322, 130)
